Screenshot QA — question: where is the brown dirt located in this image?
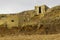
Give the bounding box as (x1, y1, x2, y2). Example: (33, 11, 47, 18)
(0, 34, 60, 40)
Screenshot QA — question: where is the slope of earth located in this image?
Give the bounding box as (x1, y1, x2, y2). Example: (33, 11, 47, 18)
(39, 6, 60, 34)
(0, 6, 60, 40)
(18, 10, 36, 26)
(21, 6, 60, 35)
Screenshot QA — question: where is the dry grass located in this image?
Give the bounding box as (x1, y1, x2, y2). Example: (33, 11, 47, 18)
(0, 34, 60, 40)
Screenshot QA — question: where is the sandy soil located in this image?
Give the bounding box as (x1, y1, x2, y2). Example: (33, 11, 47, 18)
(0, 34, 60, 40)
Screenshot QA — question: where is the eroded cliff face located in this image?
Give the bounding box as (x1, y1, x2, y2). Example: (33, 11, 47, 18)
(39, 6, 60, 34)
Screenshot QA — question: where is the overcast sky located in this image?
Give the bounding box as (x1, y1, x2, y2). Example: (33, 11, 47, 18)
(0, 0, 60, 14)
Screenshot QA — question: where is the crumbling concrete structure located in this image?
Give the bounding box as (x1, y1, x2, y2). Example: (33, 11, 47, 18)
(35, 5, 49, 15)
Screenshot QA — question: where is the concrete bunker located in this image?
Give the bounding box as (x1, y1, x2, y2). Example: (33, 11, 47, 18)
(35, 5, 49, 15)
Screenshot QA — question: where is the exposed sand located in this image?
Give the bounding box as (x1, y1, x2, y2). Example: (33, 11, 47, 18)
(0, 34, 60, 40)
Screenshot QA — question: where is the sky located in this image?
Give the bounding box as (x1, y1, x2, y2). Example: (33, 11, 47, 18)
(0, 0, 60, 14)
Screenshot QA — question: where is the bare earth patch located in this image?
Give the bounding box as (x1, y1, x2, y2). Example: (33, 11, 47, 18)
(0, 34, 60, 40)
